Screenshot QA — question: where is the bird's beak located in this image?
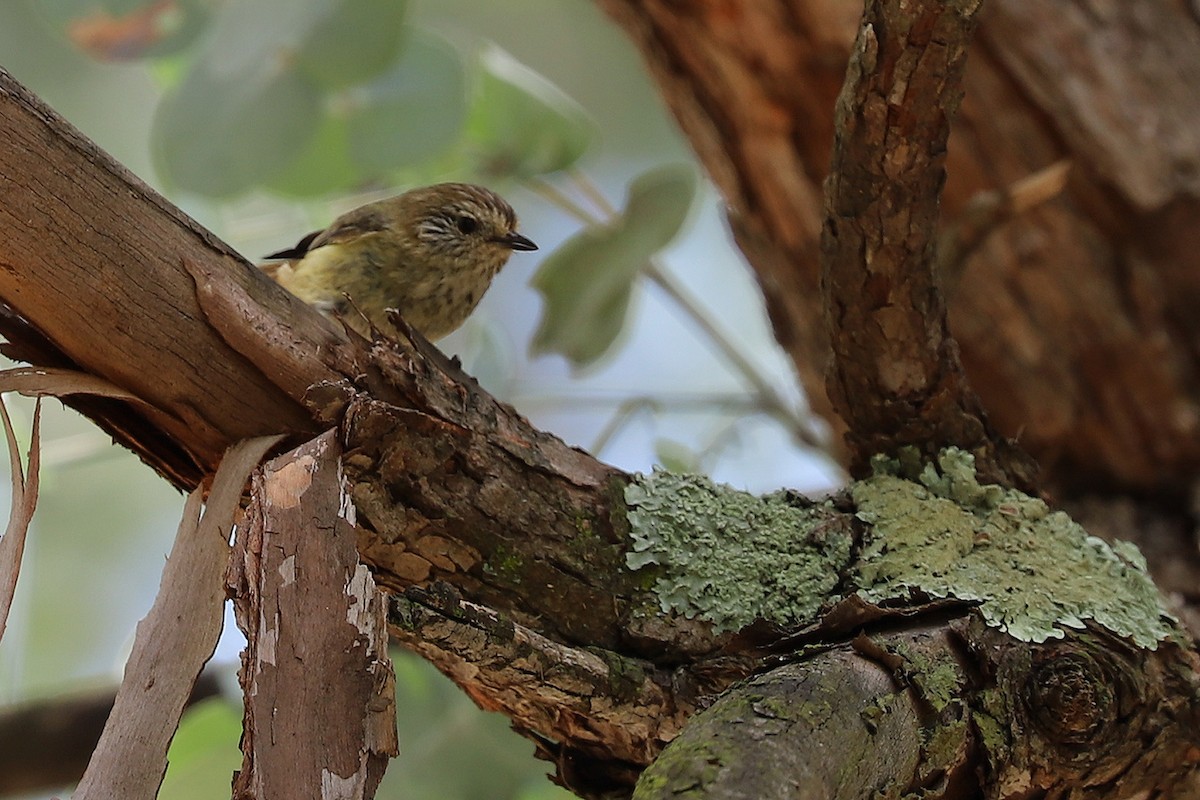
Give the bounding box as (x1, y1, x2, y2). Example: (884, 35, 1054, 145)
(495, 231, 538, 251)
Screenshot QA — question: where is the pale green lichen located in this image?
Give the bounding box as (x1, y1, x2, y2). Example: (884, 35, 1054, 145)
(624, 470, 852, 633)
(853, 448, 1175, 649)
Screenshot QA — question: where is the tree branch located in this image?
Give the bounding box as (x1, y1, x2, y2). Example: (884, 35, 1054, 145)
(819, 0, 1036, 488)
(0, 64, 771, 796)
(231, 432, 397, 798)
(0, 673, 220, 795)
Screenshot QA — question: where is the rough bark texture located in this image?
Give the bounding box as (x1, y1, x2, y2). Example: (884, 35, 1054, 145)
(230, 432, 397, 799)
(819, 0, 1037, 488)
(634, 646, 930, 800)
(636, 616, 1200, 800)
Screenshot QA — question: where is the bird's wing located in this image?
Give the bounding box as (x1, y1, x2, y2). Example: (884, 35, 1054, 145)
(263, 205, 392, 261)
(308, 205, 392, 251)
(264, 230, 321, 261)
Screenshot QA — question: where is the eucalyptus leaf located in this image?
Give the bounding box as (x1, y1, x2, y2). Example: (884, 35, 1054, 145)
(197, 0, 330, 77)
(622, 163, 698, 253)
(294, 0, 408, 90)
(150, 0, 383, 196)
(530, 164, 698, 367)
(530, 224, 641, 366)
(264, 112, 364, 197)
(345, 29, 467, 173)
(468, 44, 593, 178)
(152, 61, 321, 197)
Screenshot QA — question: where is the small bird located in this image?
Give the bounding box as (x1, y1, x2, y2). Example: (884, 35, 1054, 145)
(264, 183, 537, 340)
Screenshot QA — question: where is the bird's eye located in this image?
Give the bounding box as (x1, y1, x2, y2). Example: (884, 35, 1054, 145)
(455, 215, 479, 235)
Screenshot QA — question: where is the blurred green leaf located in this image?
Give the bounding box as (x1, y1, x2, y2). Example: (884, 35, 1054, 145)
(468, 44, 593, 178)
(529, 224, 639, 367)
(159, 698, 242, 800)
(152, 60, 321, 196)
(264, 111, 364, 197)
(516, 780, 575, 800)
(622, 164, 699, 247)
(156, 0, 459, 196)
(191, 0, 361, 77)
(654, 438, 700, 473)
(151, 0, 417, 196)
(531, 164, 697, 367)
(295, 0, 408, 90)
(345, 29, 467, 174)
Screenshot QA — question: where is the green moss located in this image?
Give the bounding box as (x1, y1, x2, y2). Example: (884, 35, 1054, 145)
(890, 641, 964, 714)
(632, 735, 723, 799)
(624, 470, 853, 633)
(853, 448, 1174, 649)
(972, 688, 1009, 759)
(923, 718, 971, 767)
(587, 647, 648, 703)
(572, 510, 595, 537)
(483, 544, 523, 581)
(859, 695, 892, 734)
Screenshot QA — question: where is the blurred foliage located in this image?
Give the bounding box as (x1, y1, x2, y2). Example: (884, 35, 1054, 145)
(469, 44, 594, 179)
(531, 164, 697, 367)
(159, 697, 243, 800)
(147, 0, 596, 199)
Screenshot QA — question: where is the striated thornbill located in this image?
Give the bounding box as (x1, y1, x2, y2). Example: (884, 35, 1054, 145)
(264, 183, 537, 340)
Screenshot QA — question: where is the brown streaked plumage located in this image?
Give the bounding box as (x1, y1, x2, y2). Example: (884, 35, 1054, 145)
(264, 183, 537, 341)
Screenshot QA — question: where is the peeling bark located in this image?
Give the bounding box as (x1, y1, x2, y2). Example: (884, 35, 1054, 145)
(230, 432, 397, 799)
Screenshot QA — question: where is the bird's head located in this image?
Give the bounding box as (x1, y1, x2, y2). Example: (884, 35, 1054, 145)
(400, 183, 538, 273)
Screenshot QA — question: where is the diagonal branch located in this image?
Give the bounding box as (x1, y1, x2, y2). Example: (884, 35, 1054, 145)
(0, 67, 327, 487)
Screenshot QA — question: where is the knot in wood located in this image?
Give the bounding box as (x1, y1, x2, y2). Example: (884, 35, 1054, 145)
(1025, 649, 1115, 745)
